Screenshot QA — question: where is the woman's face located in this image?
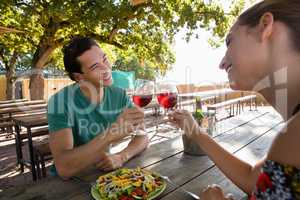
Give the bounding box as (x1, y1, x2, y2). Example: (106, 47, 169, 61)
(219, 23, 272, 91)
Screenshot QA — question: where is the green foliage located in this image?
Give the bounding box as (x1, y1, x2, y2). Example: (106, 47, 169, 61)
(1, 0, 246, 75)
(112, 53, 157, 80)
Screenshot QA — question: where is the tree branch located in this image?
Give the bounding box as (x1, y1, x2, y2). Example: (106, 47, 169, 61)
(9, 51, 18, 67)
(89, 33, 126, 49)
(119, 3, 152, 24)
(53, 38, 65, 48)
(108, 26, 119, 42)
(107, 4, 148, 43)
(32, 45, 56, 69)
(59, 21, 71, 29)
(131, 1, 153, 9)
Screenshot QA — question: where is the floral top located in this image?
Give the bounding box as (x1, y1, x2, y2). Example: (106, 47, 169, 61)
(251, 160, 300, 200)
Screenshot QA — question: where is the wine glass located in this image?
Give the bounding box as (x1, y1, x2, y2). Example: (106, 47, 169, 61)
(156, 82, 178, 114)
(132, 79, 154, 108)
(131, 79, 154, 135)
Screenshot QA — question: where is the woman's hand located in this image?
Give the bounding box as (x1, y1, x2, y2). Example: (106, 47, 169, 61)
(169, 109, 202, 138)
(200, 185, 234, 200)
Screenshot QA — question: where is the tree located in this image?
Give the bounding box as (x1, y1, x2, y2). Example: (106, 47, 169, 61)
(0, 1, 35, 99)
(3, 0, 245, 100)
(113, 55, 157, 81)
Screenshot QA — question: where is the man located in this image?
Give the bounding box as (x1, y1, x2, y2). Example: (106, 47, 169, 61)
(47, 37, 148, 178)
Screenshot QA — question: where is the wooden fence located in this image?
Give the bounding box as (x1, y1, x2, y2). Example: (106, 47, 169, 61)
(0, 75, 267, 105)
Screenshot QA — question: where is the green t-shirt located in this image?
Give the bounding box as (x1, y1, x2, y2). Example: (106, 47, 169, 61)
(47, 83, 133, 146)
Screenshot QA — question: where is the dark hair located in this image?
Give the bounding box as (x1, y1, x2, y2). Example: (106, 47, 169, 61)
(238, 0, 300, 52)
(63, 37, 99, 81)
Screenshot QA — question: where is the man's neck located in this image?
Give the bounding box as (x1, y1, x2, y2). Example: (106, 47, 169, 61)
(79, 82, 104, 104)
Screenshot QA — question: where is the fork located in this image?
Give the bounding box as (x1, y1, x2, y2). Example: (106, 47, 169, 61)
(160, 175, 200, 200)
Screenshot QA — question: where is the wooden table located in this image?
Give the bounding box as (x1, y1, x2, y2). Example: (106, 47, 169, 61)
(0, 103, 47, 138)
(0, 104, 47, 118)
(13, 114, 48, 181)
(1, 109, 284, 200)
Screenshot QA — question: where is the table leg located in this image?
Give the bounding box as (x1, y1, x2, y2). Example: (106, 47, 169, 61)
(14, 124, 24, 172)
(35, 151, 41, 179)
(27, 127, 37, 181)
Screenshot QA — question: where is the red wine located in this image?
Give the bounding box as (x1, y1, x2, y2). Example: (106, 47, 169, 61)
(157, 93, 177, 109)
(133, 95, 153, 107)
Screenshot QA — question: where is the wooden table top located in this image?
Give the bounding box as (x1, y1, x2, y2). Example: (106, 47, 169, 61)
(0, 109, 284, 200)
(13, 113, 48, 128)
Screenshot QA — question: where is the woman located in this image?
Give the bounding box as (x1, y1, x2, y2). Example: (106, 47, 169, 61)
(170, 0, 300, 199)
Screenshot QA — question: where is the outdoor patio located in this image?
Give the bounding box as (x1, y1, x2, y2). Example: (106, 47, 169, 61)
(1, 1, 293, 199)
(0, 105, 283, 200)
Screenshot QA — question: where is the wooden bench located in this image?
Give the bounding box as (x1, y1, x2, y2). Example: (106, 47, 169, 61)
(0, 121, 15, 135)
(0, 99, 27, 104)
(0, 100, 45, 109)
(207, 95, 257, 119)
(34, 141, 52, 179)
(15, 125, 49, 171)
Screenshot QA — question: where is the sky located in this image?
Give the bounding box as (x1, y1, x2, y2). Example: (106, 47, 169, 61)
(162, 29, 228, 86)
(162, 0, 257, 86)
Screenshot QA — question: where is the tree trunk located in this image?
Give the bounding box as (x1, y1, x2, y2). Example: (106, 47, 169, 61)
(29, 18, 62, 100)
(5, 52, 18, 100)
(6, 66, 16, 100)
(29, 45, 55, 100)
(29, 71, 45, 100)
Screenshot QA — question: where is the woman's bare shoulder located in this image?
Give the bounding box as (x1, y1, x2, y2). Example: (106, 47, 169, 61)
(267, 114, 300, 167)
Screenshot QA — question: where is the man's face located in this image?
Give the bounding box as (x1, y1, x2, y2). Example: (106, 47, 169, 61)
(77, 45, 113, 87)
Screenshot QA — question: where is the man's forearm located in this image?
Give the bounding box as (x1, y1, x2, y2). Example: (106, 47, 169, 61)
(54, 130, 113, 178)
(118, 135, 149, 163)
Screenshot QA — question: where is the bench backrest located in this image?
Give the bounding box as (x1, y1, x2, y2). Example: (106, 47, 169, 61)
(0, 99, 27, 104)
(0, 104, 47, 116)
(0, 100, 45, 109)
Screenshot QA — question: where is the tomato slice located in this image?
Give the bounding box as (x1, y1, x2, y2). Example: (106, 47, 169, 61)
(155, 180, 162, 186)
(133, 188, 145, 196)
(120, 195, 128, 200)
(120, 195, 135, 200)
